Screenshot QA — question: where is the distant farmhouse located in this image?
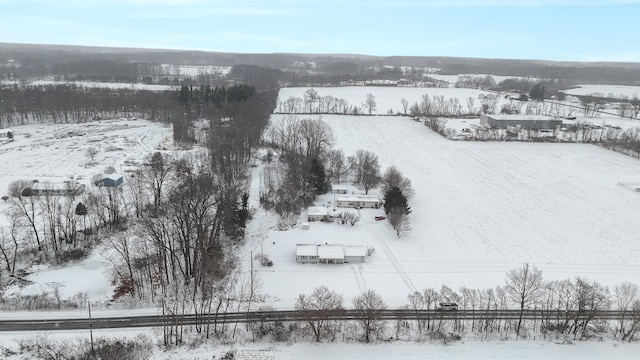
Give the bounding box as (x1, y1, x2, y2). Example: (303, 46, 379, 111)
(296, 244, 366, 264)
(98, 173, 124, 187)
(336, 194, 381, 209)
(25, 182, 85, 196)
(480, 114, 563, 130)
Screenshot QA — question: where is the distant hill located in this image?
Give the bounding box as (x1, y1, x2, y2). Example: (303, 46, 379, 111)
(2, 42, 640, 85)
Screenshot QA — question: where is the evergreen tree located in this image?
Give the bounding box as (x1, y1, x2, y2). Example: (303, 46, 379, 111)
(383, 186, 411, 215)
(307, 156, 329, 195)
(529, 84, 545, 101)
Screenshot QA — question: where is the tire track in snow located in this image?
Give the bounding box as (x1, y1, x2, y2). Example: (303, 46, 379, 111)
(377, 236, 417, 293)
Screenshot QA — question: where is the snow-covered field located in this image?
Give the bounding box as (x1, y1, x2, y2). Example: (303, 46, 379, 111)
(246, 114, 640, 309)
(563, 84, 640, 98)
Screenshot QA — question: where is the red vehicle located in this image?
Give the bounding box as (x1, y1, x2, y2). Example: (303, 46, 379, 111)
(374, 216, 386, 221)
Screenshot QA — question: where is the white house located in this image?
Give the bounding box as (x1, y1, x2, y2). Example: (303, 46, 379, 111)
(307, 206, 329, 221)
(336, 194, 381, 209)
(27, 182, 85, 196)
(330, 184, 349, 194)
(295, 244, 366, 264)
(318, 245, 344, 264)
(296, 244, 319, 264)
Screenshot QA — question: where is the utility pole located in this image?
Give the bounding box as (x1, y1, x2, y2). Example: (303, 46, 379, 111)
(88, 302, 95, 353)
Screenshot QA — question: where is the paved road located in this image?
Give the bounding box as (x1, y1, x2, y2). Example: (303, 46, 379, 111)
(0, 309, 633, 332)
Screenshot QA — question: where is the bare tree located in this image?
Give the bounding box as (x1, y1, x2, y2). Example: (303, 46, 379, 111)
(142, 152, 172, 216)
(381, 166, 414, 199)
(614, 282, 639, 337)
(504, 263, 543, 336)
(365, 93, 377, 115)
(85, 147, 98, 164)
(325, 149, 347, 183)
(353, 289, 387, 343)
(348, 149, 380, 194)
(295, 286, 345, 342)
(400, 98, 409, 115)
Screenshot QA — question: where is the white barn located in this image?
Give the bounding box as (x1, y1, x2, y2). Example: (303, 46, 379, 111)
(307, 206, 329, 221)
(336, 194, 381, 209)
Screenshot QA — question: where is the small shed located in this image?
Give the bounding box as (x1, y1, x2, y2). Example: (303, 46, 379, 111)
(99, 174, 124, 187)
(318, 245, 344, 264)
(296, 244, 319, 264)
(344, 245, 366, 263)
(301, 222, 310, 230)
(336, 194, 381, 209)
(307, 206, 328, 222)
(331, 184, 349, 194)
(0, 129, 14, 141)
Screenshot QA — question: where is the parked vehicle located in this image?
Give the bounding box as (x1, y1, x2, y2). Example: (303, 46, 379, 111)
(374, 216, 386, 221)
(436, 302, 459, 311)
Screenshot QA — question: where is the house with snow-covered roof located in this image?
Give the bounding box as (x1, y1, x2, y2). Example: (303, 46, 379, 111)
(335, 194, 381, 209)
(307, 206, 329, 221)
(295, 244, 366, 264)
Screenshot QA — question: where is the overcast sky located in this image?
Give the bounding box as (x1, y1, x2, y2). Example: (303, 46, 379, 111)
(1, 0, 639, 62)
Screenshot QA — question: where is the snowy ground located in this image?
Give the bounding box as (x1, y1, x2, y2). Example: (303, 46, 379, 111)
(28, 80, 176, 91)
(0, 328, 638, 360)
(245, 114, 640, 309)
(0, 118, 171, 304)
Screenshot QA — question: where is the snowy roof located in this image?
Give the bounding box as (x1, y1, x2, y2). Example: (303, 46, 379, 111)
(331, 184, 349, 190)
(0, 128, 13, 134)
(308, 206, 328, 216)
(296, 244, 318, 257)
(485, 115, 560, 121)
(336, 194, 381, 202)
(344, 246, 366, 257)
(317, 245, 344, 259)
(103, 173, 123, 181)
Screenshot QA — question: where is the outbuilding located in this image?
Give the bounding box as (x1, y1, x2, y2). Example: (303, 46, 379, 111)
(336, 194, 381, 209)
(27, 182, 85, 196)
(99, 173, 124, 187)
(480, 114, 562, 130)
(307, 206, 329, 221)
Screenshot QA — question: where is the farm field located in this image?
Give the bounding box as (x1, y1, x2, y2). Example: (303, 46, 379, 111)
(247, 113, 640, 308)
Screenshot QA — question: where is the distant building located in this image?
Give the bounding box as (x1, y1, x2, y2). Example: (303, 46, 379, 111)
(307, 206, 329, 222)
(480, 114, 562, 130)
(99, 174, 124, 187)
(336, 194, 381, 209)
(26, 182, 85, 196)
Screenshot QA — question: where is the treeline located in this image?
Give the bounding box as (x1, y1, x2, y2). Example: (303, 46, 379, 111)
(268, 265, 640, 344)
(0, 84, 177, 128)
